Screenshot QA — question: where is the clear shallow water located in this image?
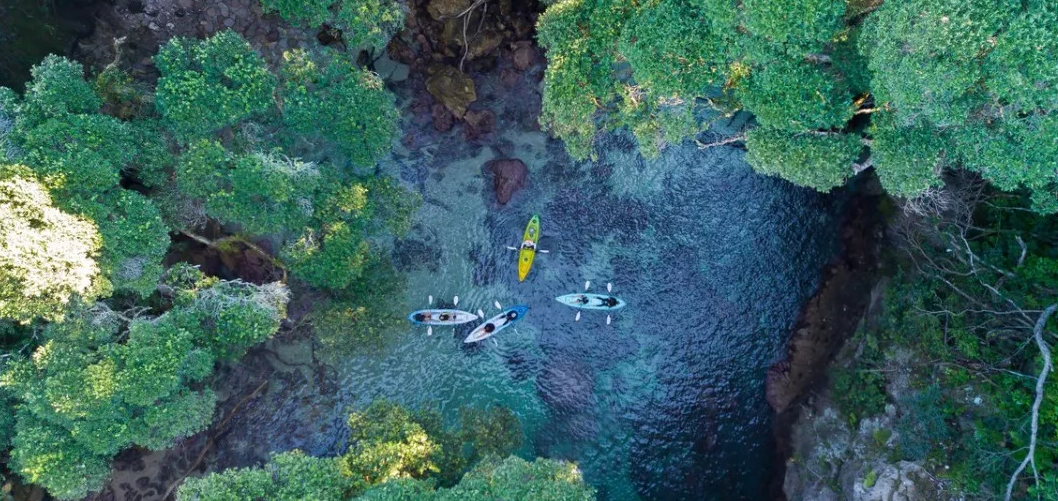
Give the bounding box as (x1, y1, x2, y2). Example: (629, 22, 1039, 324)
(301, 124, 844, 500)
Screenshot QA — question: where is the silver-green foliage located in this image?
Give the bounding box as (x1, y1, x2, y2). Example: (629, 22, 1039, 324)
(0, 166, 105, 323)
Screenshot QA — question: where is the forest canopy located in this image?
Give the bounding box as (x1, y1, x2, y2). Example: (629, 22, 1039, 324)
(536, 0, 1058, 212)
(0, 28, 419, 500)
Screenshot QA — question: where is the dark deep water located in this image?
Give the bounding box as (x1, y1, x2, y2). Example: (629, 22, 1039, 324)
(302, 120, 847, 500)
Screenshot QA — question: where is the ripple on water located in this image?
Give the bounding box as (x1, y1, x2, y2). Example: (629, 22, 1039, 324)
(319, 129, 845, 501)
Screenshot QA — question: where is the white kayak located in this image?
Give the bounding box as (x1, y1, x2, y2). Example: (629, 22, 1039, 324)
(408, 309, 479, 326)
(555, 293, 626, 311)
(464, 305, 529, 343)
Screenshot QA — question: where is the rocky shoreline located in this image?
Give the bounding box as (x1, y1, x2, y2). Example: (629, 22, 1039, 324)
(765, 173, 887, 500)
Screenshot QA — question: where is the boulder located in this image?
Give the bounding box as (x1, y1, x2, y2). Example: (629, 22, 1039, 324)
(426, 65, 476, 118)
(386, 38, 415, 65)
(486, 158, 528, 205)
(464, 109, 495, 139)
(468, 30, 504, 60)
(511, 42, 536, 70)
(431, 103, 453, 132)
(852, 462, 936, 501)
(427, 0, 473, 20)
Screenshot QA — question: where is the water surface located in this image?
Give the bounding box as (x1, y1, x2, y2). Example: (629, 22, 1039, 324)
(306, 118, 845, 500)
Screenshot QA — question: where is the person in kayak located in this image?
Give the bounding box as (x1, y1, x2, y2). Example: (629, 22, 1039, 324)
(521, 239, 536, 251)
(414, 312, 429, 322)
(483, 323, 496, 333)
(506, 310, 519, 321)
(438, 312, 451, 321)
(602, 297, 619, 308)
(577, 295, 590, 305)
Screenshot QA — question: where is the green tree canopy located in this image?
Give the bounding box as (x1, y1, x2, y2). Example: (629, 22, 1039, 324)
(155, 30, 276, 138)
(280, 49, 399, 167)
(257, 0, 404, 51)
(0, 265, 288, 499)
(536, 0, 1058, 212)
(0, 166, 105, 323)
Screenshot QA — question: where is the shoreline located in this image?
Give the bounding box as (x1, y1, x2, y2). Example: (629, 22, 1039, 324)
(765, 172, 887, 500)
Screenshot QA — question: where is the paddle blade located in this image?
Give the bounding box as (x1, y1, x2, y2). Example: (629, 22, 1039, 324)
(575, 311, 581, 322)
(494, 300, 502, 310)
(428, 295, 434, 305)
(584, 280, 591, 291)
(478, 309, 485, 318)
(607, 282, 613, 293)
(427, 326, 433, 336)
(539, 249, 550, 254)
(506, 246, 518, 251)
(606, 315, 612, 325)
(453, 295, 459, 307)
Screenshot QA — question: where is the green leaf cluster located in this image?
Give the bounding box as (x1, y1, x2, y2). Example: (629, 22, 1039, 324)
(257, 0, 404, 51)
(280, 49, 399, 167)
(538, 0, 1058, 211)
(2, 57, 171, 298)
(745, 128, 861, 191)
(0, 166, 105, 323)
(179, 451, 353, 501)
(176, 401, 584, 501)
(0, 269, 288, 499)
(155, 30, 276, 138)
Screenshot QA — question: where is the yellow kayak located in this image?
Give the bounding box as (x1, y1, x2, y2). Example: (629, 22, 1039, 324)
(518, 215, 540, 282)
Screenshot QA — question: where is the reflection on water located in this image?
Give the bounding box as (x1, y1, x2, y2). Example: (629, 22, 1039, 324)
(281, 122, 843, 500)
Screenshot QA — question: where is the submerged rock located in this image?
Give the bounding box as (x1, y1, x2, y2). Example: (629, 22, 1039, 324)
(537, 360, 596, 413)
(486, 158, 528, 205)
(426, 65, 476, 118)
(431, 103, 454, 132)
(464, 108, 495, 139)
(511, 41, 536, 71)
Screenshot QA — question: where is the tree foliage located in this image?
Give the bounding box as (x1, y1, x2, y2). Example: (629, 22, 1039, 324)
(0, 266, 288, 499)
(257, 0, 404, 51)
(155, 30, 276, 138)
(0, 166, 104, 323)
(537, 0, 1058, 212)
(745, 128, 861, 191)
(176, 401, 581, 501)
(280, 49, 399, 167)
(179, 451, 353, 501)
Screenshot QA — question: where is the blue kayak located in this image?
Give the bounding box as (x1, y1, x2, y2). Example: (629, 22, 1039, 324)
(555, 293, 626, 311)
(464, 305, 529, 343)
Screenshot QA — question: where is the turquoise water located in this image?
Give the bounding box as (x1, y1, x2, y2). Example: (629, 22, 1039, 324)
(300, 117, 845, 500)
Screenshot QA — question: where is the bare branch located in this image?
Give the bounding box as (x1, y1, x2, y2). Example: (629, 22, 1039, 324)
(1005, 304, 1057, 501)
(695, 133, 746, 149)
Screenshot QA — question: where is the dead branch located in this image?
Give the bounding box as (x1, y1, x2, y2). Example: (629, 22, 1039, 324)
(1005, 304, 1057, 501)
(695, 133, 746, 150)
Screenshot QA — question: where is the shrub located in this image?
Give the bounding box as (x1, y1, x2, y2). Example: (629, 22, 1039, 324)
(155, 31, 276, 138)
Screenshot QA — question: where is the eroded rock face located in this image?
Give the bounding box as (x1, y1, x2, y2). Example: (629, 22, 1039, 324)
(852, 462, 935, 501)
(486, 158, 528, 204)
(426, 65, 476, 118)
